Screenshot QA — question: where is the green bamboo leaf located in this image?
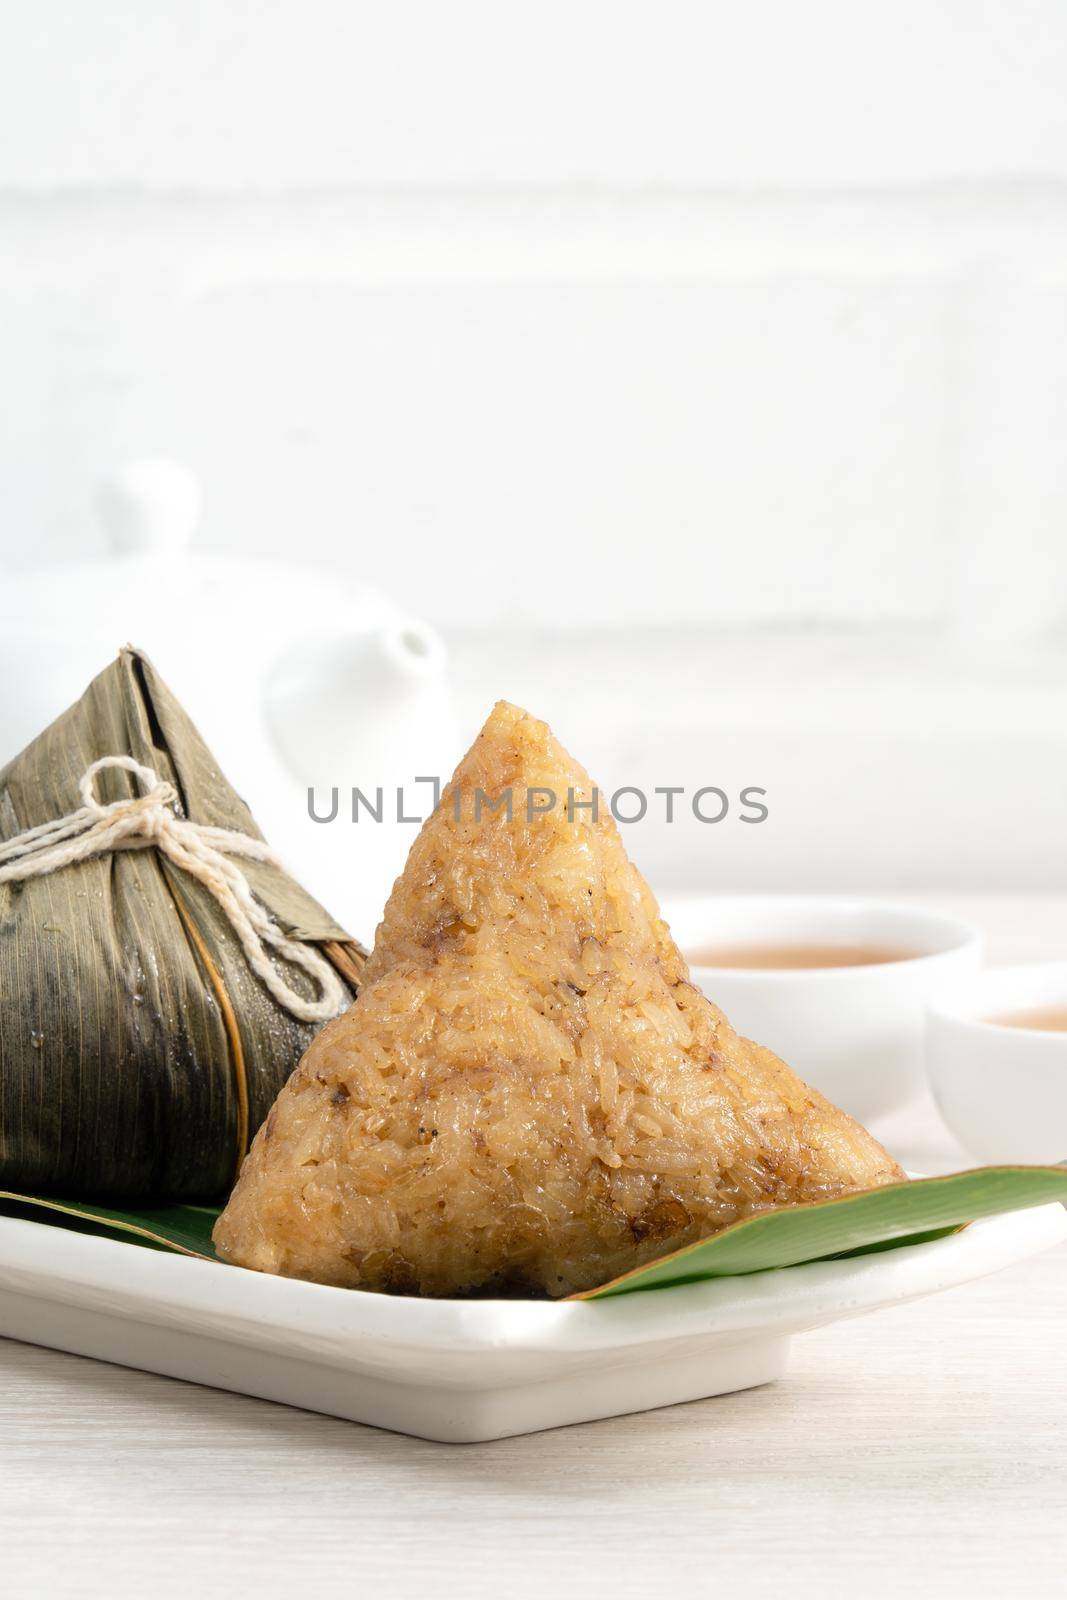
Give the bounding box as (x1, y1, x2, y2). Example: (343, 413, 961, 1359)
(3, 1166, 1065, 1296)
(0, 1191, 221, 1260)
(573, 1165, 1067, 1298)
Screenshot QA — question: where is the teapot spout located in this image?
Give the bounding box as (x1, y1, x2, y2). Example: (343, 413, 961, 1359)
(264, 620, 451, 788)
(374, 620, 448, 686)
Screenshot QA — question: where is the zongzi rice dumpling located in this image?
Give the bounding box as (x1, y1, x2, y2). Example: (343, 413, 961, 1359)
(213, 701, 903, 1298)
(0, 648, 364, 1200)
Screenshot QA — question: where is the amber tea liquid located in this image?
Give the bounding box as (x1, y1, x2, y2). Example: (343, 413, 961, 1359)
(688, 942, 921, 971)
(986, 1005, 1067, 1032)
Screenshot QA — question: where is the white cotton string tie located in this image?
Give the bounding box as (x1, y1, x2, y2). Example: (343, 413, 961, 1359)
(0, 755, 346, 1024)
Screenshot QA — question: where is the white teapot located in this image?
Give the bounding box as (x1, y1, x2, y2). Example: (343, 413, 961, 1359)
(0, 460, 458, 939)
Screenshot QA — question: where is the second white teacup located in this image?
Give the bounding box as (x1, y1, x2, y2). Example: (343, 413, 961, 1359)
(928, 963, 1067, 1164)
(663, 895, 982, 1124)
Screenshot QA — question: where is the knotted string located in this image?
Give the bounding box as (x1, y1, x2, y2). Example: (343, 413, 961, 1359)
(0, 755, 346, 1024)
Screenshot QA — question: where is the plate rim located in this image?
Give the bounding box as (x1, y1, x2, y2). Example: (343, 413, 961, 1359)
(0, 1199, 1062, 1368)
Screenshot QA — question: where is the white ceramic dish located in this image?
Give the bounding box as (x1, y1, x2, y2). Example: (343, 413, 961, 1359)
(663, 895, 981, 1122)
(0, 1201, 1062, 1444)
(928, 962, 1067, 1164)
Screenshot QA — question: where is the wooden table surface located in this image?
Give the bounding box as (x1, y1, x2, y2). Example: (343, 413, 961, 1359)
(1, 894, 1064, 1599)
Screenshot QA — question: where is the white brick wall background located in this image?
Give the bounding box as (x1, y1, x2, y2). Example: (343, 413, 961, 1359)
(2, 2, 1066, 893)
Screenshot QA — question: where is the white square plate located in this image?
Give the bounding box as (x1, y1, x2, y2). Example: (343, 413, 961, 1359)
(0, 1200, 1063, 1442)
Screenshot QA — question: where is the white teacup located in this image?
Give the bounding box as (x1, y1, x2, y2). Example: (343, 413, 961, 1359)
(928, 963, 1067, 1164)
(664, 896, 982, 1124)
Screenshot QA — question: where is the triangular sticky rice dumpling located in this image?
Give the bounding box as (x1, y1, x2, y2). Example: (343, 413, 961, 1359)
(214, 702, 903, 1297)
(0, 648, 362, 1201)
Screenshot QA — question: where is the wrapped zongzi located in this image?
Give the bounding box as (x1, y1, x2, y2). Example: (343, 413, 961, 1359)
(0, 647, 364, 1200)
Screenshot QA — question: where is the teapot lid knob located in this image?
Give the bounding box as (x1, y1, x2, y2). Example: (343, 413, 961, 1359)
(97, 458, 202, 556)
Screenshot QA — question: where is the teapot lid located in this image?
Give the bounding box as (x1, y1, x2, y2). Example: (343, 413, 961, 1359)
(5, 458, 388, 642)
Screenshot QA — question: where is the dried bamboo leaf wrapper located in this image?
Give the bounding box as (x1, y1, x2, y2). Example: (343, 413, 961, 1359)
(0, 648, 364, 1200)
